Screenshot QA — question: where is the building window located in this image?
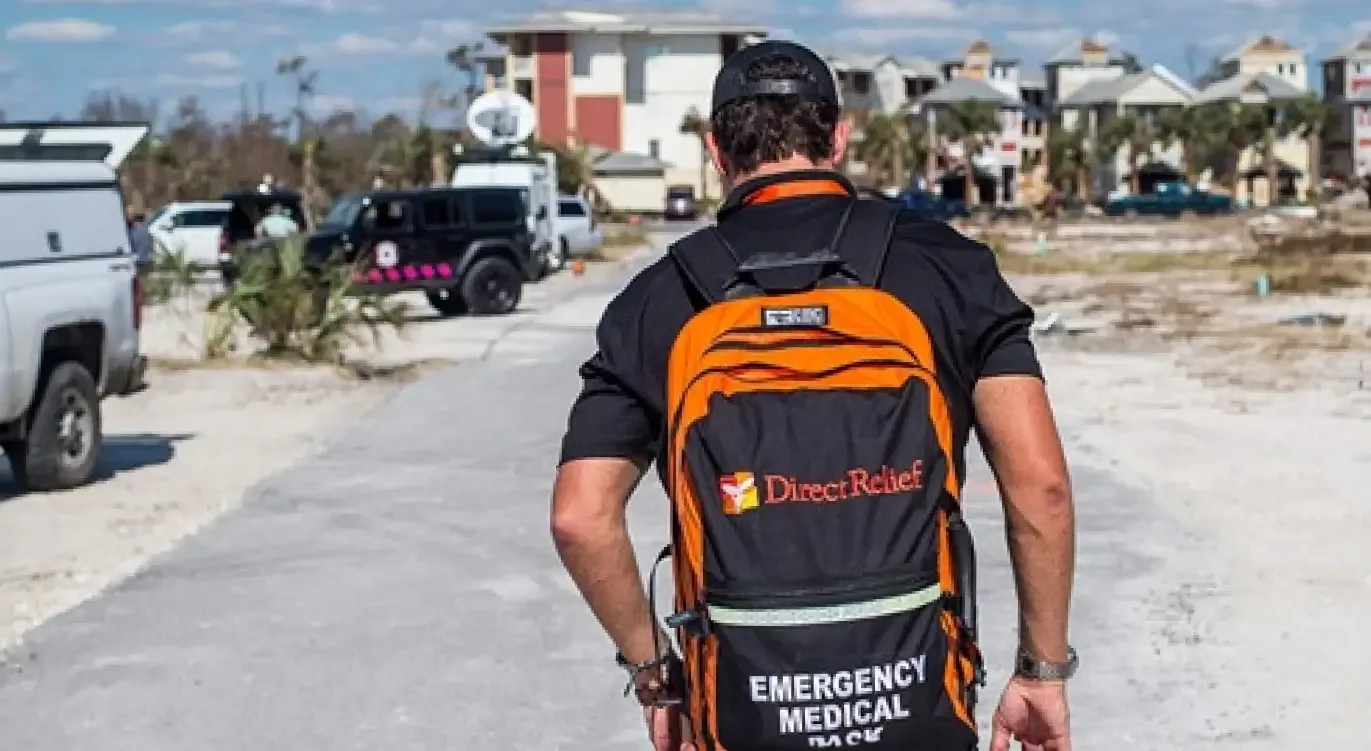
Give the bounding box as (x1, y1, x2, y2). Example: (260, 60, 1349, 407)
(510, 35, 532, 57)
(573, 48, 591, 77)
(853, 72, 871, 94)
(1290, 63, 1298, 77)
(515, 79, 534, 105)
(649, 139, 660, 159)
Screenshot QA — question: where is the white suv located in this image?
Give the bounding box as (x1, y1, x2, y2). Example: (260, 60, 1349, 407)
(554, 194, 603, 270)
(147, 200, 231, 268)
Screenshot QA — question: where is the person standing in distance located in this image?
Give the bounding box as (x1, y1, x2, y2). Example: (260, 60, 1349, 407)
(551, 40, 1077, 751)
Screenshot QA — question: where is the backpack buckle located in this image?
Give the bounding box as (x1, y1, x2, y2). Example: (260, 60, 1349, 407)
(665, 607, 711, 637)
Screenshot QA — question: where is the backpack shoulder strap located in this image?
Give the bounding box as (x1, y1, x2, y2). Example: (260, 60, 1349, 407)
(668, 226, 742, 305)
(832, 199, 902, 287)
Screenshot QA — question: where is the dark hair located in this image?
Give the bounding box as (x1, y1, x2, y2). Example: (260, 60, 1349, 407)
(710, 54, 842, 177)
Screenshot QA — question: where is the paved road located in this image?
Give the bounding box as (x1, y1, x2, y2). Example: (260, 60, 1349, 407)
(0, 233, 1189, 749)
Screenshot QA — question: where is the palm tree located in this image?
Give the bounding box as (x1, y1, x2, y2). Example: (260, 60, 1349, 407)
(1206, 103, 1267, 199)
(1286, 94, 1330, 201)
(1046, 126, 1089, 198)
(1099, 115, 1157, 195)
(679, 107, 711, 201)
(276, 56, 320, 215)
(853, 111, 926, 190)
(445, 43, 485, 124)
(939, 101, 1001, 204)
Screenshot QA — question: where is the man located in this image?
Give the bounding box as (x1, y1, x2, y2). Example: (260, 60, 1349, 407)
(552, 40, 1076, 751)
(255, 203, 300, 239)
(127, 212, 154, 267)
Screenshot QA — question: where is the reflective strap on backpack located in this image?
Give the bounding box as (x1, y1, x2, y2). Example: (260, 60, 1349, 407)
(706, 583, 943, 628)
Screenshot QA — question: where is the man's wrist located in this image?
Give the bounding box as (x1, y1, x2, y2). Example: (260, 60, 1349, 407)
(1014, 645, 1078, 681)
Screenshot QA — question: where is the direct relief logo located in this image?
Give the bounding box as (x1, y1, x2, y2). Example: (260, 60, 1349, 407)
(719, 471, 759, 515)
(718, 463, 925, 515)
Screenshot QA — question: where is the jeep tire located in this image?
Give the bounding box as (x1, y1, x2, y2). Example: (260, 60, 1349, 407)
(462, 256, 522, 316)
(5, 361, 103, 492)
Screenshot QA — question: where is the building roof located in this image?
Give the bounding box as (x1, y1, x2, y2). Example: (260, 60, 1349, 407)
(1057, 65, 1195, 107)
(917, 76, 1016, 106)
(1221, 35, 1298, 64)
(893, 56, 941, 79)
(1046, 37, 1125, 66)
(1194, 71, 1306, 104)
(486, 9, 765, 36)
(1326, 33, 1371, 62)
(822, 49, 888, 74)
(592, 149, 670, 174)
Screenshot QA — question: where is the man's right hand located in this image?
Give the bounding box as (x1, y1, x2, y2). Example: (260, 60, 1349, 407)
(988, 676, 1072, 751)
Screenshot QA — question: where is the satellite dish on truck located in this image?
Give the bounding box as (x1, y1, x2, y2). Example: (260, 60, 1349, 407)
(466, 91, 536, 148)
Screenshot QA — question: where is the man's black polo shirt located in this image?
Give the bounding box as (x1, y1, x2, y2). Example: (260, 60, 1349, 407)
(559, 170, 1042, 481)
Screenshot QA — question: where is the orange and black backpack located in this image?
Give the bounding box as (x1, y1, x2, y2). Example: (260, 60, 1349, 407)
(658, 197, 984, 750)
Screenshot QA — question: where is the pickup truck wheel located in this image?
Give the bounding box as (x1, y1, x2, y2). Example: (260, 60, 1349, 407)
(8, 362, 102, 491)
(426, 288, 467, 317)
(462, 256, 522, 316)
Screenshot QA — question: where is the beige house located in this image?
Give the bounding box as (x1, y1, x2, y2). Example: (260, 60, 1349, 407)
(1202, 36, 1312, 205)
(1058, 66, 1196, 197)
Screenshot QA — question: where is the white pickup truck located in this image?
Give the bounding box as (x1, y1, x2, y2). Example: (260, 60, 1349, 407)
(0, 123, 147, 491)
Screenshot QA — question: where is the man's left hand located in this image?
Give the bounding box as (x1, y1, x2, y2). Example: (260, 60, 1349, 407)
(644, 703, 695, 751)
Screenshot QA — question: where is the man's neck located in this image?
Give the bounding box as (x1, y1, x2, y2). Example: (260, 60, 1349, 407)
(728, 157, 834, 190)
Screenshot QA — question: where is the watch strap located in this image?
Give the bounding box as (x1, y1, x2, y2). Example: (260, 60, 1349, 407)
(1014, 646, 1078, 681)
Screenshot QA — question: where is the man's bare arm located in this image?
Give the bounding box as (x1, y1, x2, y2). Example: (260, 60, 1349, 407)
(551, 456, 661, 663)
(973, 375, 1075, 663)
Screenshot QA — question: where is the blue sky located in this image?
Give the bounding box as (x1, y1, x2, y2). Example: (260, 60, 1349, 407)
(1, 0, 1369, 126)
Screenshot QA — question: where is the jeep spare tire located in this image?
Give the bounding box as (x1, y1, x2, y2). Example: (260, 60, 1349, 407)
(462, 256, 522, 315)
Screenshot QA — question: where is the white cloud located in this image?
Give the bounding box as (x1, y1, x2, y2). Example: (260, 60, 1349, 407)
(306, 20, 479, 59)
(184, 50, 241, 69)
(332, 32, 403, 54)
(1004, 28, 1079, 50)
(0, 54, 15, 74)
(843, 0, 962, 19)
(6, 18, 116, 42)
(163, 19, 287, 43)
(153, 73, 242, 89)
(830, 26, 976, 47)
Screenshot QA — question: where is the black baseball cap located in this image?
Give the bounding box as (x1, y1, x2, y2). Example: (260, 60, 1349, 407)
(710, 40, 840, 117)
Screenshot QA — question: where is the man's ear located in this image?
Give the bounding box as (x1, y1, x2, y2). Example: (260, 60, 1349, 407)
(704, 132, 730, 182)
(828, 119, 852, 169)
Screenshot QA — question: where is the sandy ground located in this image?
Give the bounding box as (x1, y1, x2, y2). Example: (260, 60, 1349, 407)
(999, 215, 1371, 744)
(0, 249, 645, 651)
(1037, 346, 1368, 744)
(0, 366, 400, 649)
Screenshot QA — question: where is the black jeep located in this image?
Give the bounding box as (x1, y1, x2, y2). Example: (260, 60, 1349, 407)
(308, 186, 538, 316)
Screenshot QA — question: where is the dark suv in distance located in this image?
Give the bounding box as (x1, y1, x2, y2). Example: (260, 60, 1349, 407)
(218, 186, 311, 286)
(664, 185, 698, 220)
(308, 186, 538, 317)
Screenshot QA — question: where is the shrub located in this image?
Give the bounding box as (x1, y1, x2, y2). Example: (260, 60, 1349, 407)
(206, 236, 408, 362)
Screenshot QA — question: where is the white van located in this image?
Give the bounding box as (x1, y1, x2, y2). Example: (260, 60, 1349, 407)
(146, 200, 231, 268)
(452, 148, 557, 279)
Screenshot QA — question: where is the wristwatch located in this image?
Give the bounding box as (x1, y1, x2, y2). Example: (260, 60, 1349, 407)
(1014, 646, 1079, 681)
